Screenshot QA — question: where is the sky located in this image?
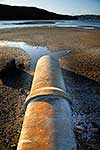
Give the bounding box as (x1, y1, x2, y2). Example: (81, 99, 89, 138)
(0, 0, 100, 15)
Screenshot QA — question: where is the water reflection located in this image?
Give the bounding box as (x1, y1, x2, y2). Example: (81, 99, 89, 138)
(0, 41, 71, 70)
(0, 41, 49, 70)
(0, 20, 100, 29)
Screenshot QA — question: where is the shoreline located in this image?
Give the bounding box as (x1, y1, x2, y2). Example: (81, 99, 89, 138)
(0, 19, 100, 29)
(0, 26, 100, 30)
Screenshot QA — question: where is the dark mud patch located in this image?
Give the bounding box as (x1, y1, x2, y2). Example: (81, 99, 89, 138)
(0, 47, 30, 72)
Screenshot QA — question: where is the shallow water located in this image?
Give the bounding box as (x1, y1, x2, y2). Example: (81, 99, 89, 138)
(0, 41, 70, 70)
(0, 20, 100, 29)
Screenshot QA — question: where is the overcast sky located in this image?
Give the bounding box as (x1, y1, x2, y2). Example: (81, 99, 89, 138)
(0, 0, 100, 15)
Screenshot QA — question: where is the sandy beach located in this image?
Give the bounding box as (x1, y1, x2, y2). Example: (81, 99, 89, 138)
(0, 27, 100, 150)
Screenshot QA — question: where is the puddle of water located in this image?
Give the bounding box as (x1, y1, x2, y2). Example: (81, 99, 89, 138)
(0, 41, 50, 70)
(0, 41, 71, 70)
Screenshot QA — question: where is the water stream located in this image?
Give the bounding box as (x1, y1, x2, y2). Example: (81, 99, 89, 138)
(0, 40, 71, 70)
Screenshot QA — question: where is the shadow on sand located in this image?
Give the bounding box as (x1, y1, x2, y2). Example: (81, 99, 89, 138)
(0, 59, 32, 89)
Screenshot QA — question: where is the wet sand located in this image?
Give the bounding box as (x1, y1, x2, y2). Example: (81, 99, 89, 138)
(0, 27, 100, 51)
(0, 27, 100, 150)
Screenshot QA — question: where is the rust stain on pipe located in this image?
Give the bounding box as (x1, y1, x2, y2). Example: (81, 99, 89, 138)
(17, 55, 76, 150)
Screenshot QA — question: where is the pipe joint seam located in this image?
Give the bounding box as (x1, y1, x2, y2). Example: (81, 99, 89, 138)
(25, 95, 71, 109)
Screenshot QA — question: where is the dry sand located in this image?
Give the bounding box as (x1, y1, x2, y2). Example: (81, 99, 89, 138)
(0, 27, 100, 150)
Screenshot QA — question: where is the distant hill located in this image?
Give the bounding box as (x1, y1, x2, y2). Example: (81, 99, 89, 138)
(76, 15, 100, 20)
(0, 4, 77, 20)
(0, 4, 99, 20)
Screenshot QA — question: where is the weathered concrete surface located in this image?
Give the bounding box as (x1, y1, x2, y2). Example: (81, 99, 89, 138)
(17, 97, 76, 150)
(26, 55, 67, 103)
(17, 55, 76, 150)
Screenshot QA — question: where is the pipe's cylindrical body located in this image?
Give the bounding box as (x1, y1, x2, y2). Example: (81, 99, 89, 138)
(17, 55, 76, 150)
